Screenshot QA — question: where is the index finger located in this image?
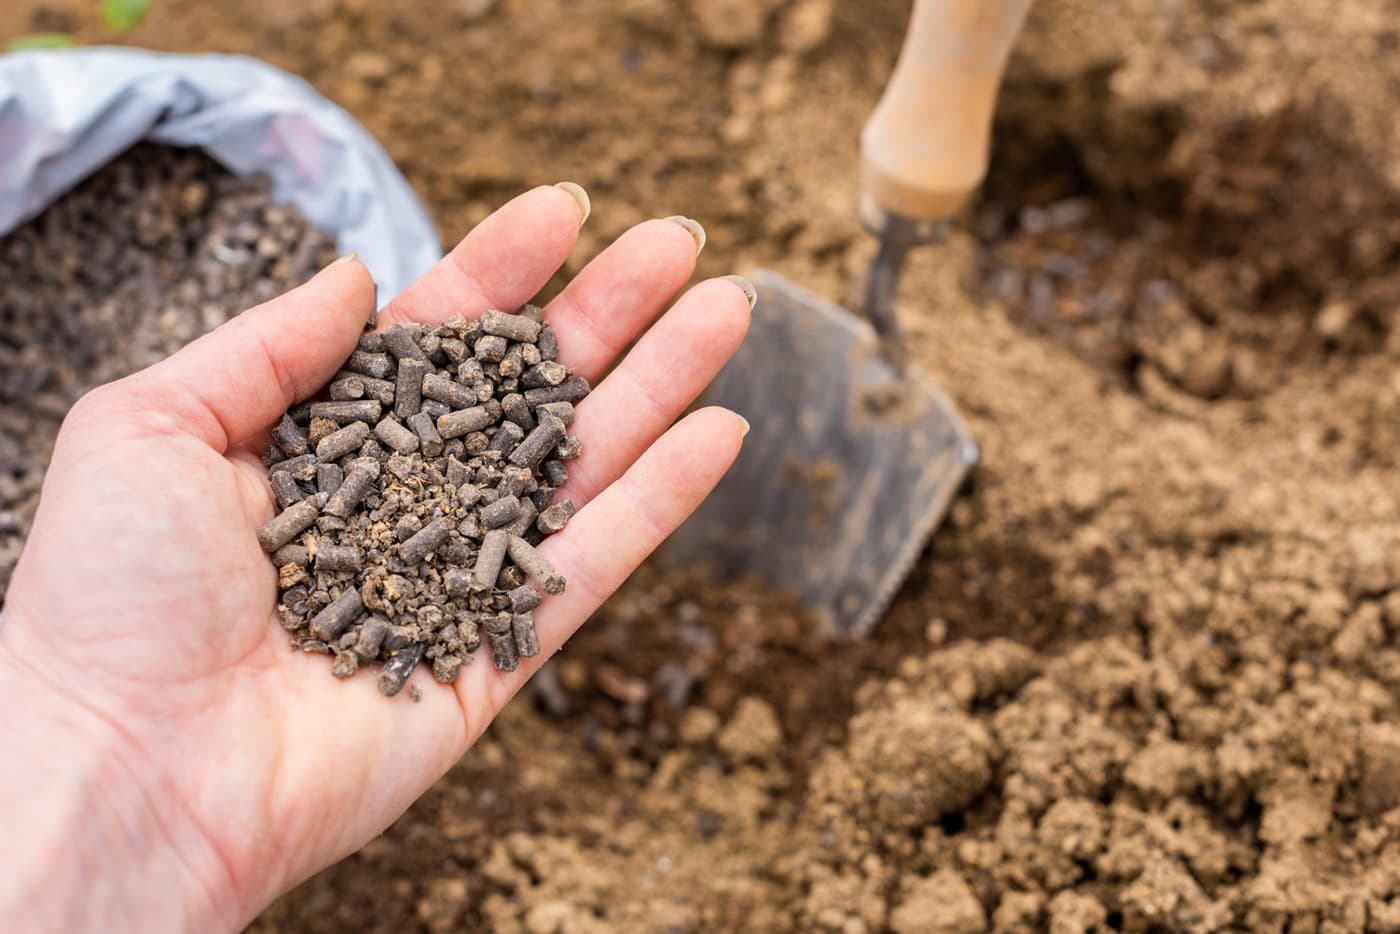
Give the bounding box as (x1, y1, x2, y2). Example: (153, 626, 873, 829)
(376, 184, 589, 329)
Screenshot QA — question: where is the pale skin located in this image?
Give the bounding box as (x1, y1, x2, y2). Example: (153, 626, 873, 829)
(0, 184, 752, 931)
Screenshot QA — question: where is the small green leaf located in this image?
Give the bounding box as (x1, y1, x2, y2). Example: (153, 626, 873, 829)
(101, 0, 150, 33)
(5, 33, 78, 52)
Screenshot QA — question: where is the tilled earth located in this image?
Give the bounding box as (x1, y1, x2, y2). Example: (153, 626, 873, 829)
(8, 0, 1400, 930)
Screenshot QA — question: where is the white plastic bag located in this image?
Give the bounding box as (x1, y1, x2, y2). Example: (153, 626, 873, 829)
(0, 47, 440, 301)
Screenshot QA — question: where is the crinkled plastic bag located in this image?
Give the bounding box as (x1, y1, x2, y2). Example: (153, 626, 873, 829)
(0, 47, 440, 301)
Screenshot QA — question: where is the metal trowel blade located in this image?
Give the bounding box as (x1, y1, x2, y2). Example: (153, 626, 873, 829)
(667, 270, 977, 636)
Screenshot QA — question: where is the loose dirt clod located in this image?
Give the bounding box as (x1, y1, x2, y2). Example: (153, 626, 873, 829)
(0, 145, 336, 604)
(257, 316, 588, 694)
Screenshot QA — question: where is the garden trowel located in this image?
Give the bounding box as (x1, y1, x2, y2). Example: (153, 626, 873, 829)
(669, 0, 1033, 635)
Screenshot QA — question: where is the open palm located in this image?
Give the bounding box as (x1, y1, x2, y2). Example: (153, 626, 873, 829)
(0, 185, 751, 930)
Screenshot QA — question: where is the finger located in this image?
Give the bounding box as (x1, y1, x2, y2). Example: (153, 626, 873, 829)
(555, 276, 752, 508)
(452, 407, 747, 737)
(543, 217, 704, 383)
(109, 256, 374, 452)
(377, 184, 588, 329)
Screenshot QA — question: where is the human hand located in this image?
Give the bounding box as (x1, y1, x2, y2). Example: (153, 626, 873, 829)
(0, 185, 752, 931)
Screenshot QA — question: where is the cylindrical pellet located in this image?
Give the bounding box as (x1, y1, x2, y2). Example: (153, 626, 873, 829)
(354, 375, 397, 405)
(401, 518, 449, 565)
(474, 334, 508, 362)
(537, 500, 576, 535)
(520, 361, 568, 389)
(271, 413, 309, 455)
(354, 617, 390, 660)
(505, 499, 538, 538)
(506, 535, 566, 594)
(345, 350, 392, 379)
(481, 495, 521, 529)
(536, 326, 559, 361)
(374, 416, 420, 455)
(310, 400, 381, 425)
(310, 587, 364, 641)
(523, 377, 590, 406)
(315, 421, 371, 461)
(382, 324, 428, 362)
(317, 462, 344, 496)
(437, 406, 496, 439)
(328, 376, 366, 401)
(407, 411, 444, 457)
(315, 544, 363, 573)
(324, 458, 380, 517)
(498, 347, 524, 379)
(513, 612, 541, 658)
(421, 372, 476, 408)
(487, 421, 526, 457)
(441, 338, 468, 364)
(536, 401, 575, 425)
(273, 543, 309, 567)
(270, 470, 306, 510)
(377, 643, 426, 697)
(509, 413, 566, 469)
(542, 459, 568, 487)
(481, 309, 543, 343)
(420, 399, 451, 420)
(258, 495, 323, 552)
(358, 331, 385, 353)
(272, 453, 318, 482)
(509, 584, 542, 614)
(501, 393, 535, 432)
(394, 357, 429, 419)
(485, 614, 519, 672)
(473, 529, 511, 591)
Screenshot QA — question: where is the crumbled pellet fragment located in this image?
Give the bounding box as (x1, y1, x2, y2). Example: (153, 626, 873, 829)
(537, 501, 576, 534)
(497, 465, 535, 498)
(485, 614, 519, 671)
(536, 401, 575, 425)
(316, 421, 371, 461)
(310, 587, 364, 641)
(258, 495, 324, 552)
(444, 568, 473, 598)
(271, 414, 309, 455)
(357, 332, 385, 353)
(488, 421, 526, 456)
(543, 460, 568, 487)
(501, 393, 535, 431)
(273, 453, 318, 483)
(384, 625, 414, 652)
(354, 617, 390, 660)
(378, 643, 426, 696)
(407, 411, 444, 457)
(506, 535, 566, 594)
(513, 612, 541, 657)
(332, 651, 359, 679)
(317, 462, 344, 496)
(556, 436, 583, 460)
(433, 654, 464, 684)
(505, 499, 538, 538)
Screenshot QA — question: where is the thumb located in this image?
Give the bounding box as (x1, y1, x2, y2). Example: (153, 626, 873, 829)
(120, 255, 375, 452)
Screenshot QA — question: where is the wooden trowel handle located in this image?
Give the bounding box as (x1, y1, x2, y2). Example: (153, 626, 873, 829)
(860, 0, 1034, 222)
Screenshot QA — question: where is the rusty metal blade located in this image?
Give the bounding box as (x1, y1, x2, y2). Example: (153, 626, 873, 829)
(667, 270, 977, 636)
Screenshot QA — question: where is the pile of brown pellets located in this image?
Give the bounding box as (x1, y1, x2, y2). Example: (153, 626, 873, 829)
(257, 311, 588, 696)
(0, 144, 336, 604)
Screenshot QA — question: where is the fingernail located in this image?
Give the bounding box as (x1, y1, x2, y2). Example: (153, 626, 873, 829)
(553, 182, 591, 226)
(736, 414, 750, 438)
(722, 275, 757, 310)
(665, 216, 706, 255)
(331, 252, 360, 267)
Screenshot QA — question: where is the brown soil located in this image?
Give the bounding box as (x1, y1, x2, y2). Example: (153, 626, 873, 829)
(9, 0, 1400, 930)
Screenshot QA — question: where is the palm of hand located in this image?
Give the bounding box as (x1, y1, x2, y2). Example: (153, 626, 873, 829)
(0, 187, 750, 925)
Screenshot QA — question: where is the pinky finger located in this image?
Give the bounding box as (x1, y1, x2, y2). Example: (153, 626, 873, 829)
(454, 406, 748, 736)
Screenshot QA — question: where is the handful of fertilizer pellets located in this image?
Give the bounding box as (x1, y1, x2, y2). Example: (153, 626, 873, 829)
(256, 306, 588, 696)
